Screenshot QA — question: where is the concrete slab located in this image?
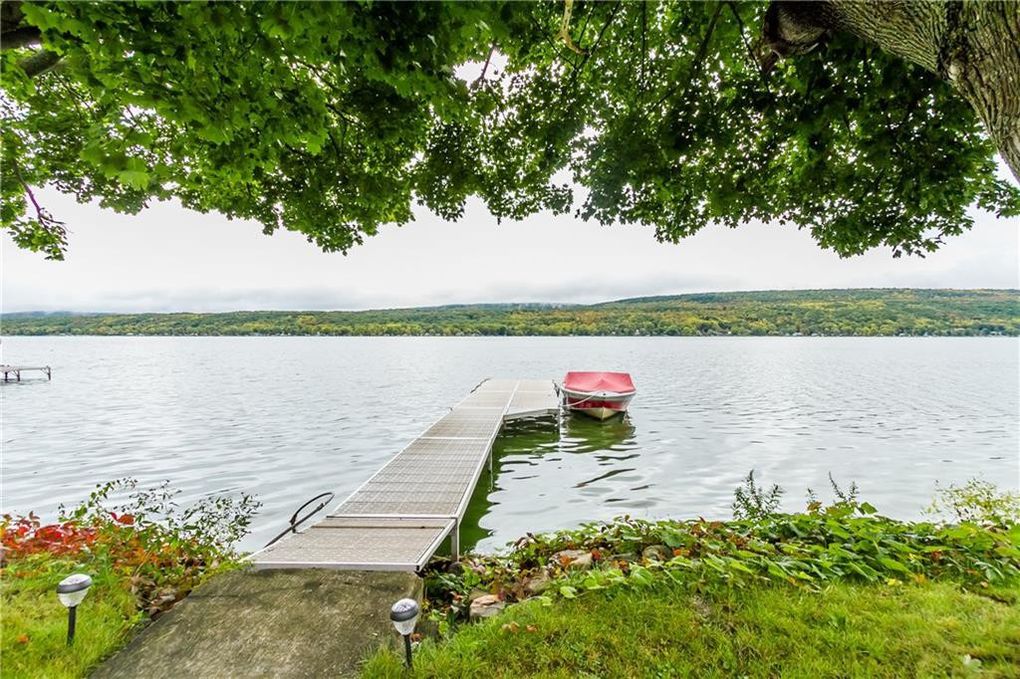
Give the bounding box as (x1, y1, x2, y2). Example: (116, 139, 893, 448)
(92, 569, 421, 679)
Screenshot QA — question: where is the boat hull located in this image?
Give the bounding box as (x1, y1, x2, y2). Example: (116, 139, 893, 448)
(561, 389, 635, 420)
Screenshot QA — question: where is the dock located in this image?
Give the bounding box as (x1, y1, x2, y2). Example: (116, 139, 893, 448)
(252, 379, 559, 572)
(1, 365, 51, 382)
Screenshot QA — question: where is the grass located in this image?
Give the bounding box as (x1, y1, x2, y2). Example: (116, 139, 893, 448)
(1, 555, 144, 679)
(362, 580, 1020, 678)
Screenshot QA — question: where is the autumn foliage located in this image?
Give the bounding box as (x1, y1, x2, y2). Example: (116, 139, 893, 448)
(2, 479, 259, 616)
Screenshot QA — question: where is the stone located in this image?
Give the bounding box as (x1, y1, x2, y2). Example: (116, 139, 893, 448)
(608, 552, 639, 564)
(522, 571, 552, 595)
(467, 588, 489, 603)
(552, 549, 593, 570)
(642, 544, 672, 562)
(469, 594, 505, 621)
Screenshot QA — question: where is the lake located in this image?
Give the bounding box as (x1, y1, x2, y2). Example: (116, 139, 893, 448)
(1, 336, 1016, 553)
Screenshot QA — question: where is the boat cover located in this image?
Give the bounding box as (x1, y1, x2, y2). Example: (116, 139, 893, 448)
(563, 371, 635, 394)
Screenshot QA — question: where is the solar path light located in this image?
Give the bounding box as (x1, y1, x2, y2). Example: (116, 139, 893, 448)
(57, 573, 93, 646)
(390, 598, 420, 669)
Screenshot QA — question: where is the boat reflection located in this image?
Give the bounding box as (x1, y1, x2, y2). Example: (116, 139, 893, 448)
(560, 412, 637, 456)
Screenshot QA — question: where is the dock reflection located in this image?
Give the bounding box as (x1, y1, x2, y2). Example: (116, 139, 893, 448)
(459, 412, 639, 552)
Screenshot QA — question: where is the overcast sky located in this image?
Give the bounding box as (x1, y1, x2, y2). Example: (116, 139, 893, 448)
(2, 177, 1018, 313)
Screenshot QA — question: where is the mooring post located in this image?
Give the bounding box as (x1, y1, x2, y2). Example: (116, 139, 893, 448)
(451, 518, 460, 561)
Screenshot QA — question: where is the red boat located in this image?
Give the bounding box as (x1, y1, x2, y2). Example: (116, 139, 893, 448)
(561, 372, 636, 420)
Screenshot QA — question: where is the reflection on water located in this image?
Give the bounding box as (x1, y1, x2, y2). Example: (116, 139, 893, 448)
(461, 414, 641, 552)
(2, 336, 1017, 553)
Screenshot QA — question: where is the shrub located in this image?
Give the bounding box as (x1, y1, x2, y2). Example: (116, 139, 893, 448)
(731, 470, 783, 520)
(3, 478, 260, 615)
(926, 478, 1020, 527)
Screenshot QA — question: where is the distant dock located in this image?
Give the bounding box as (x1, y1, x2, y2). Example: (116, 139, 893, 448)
(1, 365, 51, 382)
(253, 378, 559, 571)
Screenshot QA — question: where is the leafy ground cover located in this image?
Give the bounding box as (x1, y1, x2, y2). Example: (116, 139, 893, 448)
(365, 477, 1020, 677)
(1, 480, 259, 679)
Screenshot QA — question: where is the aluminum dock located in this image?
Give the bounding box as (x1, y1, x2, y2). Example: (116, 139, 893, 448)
(252, 379, 559, 572)
(1, 365, 51, 382)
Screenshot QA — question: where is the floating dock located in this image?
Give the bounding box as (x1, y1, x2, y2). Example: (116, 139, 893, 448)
(1, 365, 51, 382)
(252, 379, 559, 572)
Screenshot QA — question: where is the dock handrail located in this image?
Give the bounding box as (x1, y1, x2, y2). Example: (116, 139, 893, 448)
(264, 491, 335, 547)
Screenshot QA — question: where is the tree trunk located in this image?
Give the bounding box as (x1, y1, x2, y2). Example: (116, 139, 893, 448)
(765, 0, 1020, 183)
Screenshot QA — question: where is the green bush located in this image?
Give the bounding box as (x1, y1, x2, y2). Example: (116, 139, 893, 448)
(927, 479, 1020, 527)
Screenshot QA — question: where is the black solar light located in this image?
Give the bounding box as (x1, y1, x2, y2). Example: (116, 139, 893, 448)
(56, 574, 93, 646)
(390, 598, 420, 669)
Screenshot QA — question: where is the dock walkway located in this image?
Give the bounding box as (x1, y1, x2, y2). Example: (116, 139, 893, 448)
(1, 365, 51, 382)
(252, 379, 558, 571)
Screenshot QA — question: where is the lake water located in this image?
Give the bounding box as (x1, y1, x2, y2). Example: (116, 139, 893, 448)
(1, 336, 1017, 553)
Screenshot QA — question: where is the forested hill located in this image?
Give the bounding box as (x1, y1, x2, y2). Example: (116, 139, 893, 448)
(3, 290, 1018, 337)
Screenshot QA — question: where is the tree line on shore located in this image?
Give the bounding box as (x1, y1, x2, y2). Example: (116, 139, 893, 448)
(3, 289, 1017, 338)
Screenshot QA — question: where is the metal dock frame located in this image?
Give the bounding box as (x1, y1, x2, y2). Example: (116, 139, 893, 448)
(250, 378, 559, 571)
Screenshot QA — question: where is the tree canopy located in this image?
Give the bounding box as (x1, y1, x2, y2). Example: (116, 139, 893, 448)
(4, 290, 1018, 338)
(2, 1, 1017, 261)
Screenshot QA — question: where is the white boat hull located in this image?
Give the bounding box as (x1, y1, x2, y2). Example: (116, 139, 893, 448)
(561, 388, 635, 420)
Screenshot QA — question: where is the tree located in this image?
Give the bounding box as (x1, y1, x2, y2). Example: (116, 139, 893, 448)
(1, 1, 1017, 262)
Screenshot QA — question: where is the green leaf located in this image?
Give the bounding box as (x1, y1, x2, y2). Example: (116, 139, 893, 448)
(878, 557, 911, 574)
(117, 170, 148, 189)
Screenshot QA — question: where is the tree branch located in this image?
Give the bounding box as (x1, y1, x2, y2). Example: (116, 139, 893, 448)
(1, 25, 41, 50)
(727, 1, 770, 91)
(653, 2, 723, 109)
(566, 0, 623, 91)
(559, 0, 585, 55)
(472, 42, 496, 87)
(18, 49, 61, 78)
(640, 0, 647, 89)
(761, 0, 828, 73)
(10, 156, 68, 257)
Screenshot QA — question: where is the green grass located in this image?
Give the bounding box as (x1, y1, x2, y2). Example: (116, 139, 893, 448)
(362, 581, 1020, 678)
(1, 555, 144, 679)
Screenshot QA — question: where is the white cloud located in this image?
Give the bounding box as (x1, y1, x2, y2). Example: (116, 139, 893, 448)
(2, 185, 1017, 313)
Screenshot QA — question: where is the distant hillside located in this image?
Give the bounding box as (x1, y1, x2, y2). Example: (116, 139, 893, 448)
(2, 289, 1018, 337)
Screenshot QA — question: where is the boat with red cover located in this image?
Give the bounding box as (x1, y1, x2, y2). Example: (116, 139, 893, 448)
(561, 371, 636, 420)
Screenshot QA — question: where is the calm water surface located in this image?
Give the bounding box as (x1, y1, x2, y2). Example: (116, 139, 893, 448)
(2, 336, 1017, 552)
